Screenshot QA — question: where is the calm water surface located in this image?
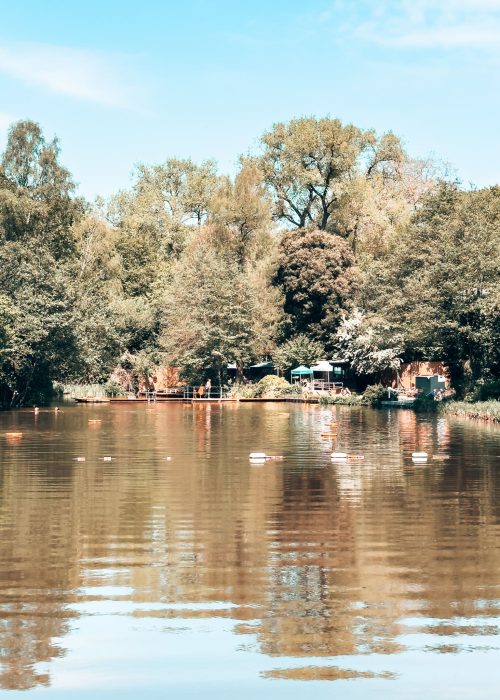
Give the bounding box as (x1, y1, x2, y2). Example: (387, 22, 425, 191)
(1, 403, 500, 698)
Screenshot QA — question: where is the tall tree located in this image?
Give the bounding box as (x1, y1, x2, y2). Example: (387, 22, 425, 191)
(274, 229, 360, 347)
(1, 120, 82, 259)
(367, 184, 500, 393)
(256, 117, 404, 231)
(209, 159, 274, 268)
(109, 158, 219, 261)
(160, 238, 256, 384)
(0, 121, 83, 405)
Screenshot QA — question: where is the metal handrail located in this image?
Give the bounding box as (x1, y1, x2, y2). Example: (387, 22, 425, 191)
(183, 386, 225, 399)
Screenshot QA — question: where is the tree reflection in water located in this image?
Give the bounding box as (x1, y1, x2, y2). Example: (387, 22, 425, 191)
(1, 404, 500, 689)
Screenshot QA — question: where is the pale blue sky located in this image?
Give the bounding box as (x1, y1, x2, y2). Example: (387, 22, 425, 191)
(0, 0, 498, 200)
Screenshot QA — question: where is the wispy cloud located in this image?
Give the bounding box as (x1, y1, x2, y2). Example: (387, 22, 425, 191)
(324, 0, 500, 50)
(0, 42, 138, 108)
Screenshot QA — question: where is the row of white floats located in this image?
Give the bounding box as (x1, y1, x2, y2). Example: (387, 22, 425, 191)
(250, 451, 430, 464)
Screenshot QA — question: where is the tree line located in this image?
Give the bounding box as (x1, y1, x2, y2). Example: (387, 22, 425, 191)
(0, 118, 498, 406)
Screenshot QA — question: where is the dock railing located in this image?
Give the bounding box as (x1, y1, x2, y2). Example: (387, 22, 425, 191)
(311, 380, 344, 391)
(183, 385, 225, 400)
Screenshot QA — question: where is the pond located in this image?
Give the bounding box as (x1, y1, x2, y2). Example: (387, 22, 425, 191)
(1, 402, 500, 698)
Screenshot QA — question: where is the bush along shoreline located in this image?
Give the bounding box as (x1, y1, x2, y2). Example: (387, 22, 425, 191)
(228, 380, 500, 422)
(440, 401, 500, 423)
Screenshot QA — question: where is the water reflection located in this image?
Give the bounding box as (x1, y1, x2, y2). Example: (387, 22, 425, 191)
(0, 404, 500, 695)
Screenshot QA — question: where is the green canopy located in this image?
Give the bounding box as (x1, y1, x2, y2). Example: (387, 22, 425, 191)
(290, 365, 313, 376)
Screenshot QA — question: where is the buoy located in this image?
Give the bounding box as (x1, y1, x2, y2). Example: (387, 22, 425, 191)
(412, 452, 428, 459)
(74, 457, 86, 462)
(102, 456, 112, 462)
(165, 456, 172, 461)
(5, 432, 22, 437)
(331, 452, 348, 460)
(54, 407, 59, 413)
(34, 407, 39, 414)
(249, 452, 266, 464)
(88, 419, 101, 423)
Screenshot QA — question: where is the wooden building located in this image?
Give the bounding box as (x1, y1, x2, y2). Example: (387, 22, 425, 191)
(397, 361, 450, 391)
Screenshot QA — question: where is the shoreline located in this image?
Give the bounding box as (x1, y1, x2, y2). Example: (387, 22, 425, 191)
(440, 401, 500, 424)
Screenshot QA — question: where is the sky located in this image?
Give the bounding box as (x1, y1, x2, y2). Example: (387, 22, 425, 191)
(0, 0, 499, 200)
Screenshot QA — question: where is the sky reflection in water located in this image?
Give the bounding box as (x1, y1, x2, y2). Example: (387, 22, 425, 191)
(1, 403, 500, 698)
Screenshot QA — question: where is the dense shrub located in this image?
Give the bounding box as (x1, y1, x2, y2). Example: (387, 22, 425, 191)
(413, 394, 439, 413)
(471, 379, 500, 401)
(104, 380, 128, 398)
(227, 382, 260, 399)
(318, 393, 364, 406)
(362, 384, 389, 406)
(227, 376, 301, 399)
(256, 376, 298, 398)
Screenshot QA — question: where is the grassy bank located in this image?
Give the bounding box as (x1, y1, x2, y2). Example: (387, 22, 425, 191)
(441, 400, 500, 423)
(55, 383, 108, 399)
(318, 394, 364, 406)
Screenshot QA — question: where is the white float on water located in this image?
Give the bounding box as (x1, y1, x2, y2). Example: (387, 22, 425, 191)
(412, 452, 428, 459)
(331, 452, 348, 461)
(249, 452, 266, 464)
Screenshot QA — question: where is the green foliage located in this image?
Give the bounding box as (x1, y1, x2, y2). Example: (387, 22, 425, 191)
(334, 310, 402, 376)
(365, 183, 500, 396)
(103, 380, 127, 398)
(362, 384, 388, 406)
(160, 241, 256, 384)
(469, 379, 500, 401)
(0, 229, 80, 406)
(226, 382, 260, 399)
(255, 375, 297, 397)
(229, 375, 300, 399)
(209, 159, 274, 268)
(0, 123, 121, 405)
(413, 394, 439, 413)
(0, 116, 498, 408)
(441, 400, 500, 422)
(60, 383, 107, 399)
(257, 116, 404, 230)
(318, 393, 364, 406)
(274, 229, 360, 345)
(272, 334, 325, 375)
(1, 120, 83, 259)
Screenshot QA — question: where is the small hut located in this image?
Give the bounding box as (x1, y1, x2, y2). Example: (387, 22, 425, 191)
(311, 360, 334, 389)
